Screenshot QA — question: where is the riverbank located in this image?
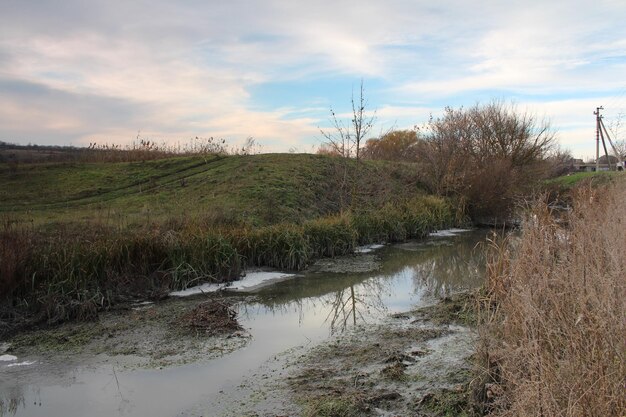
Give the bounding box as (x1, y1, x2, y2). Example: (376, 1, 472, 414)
(1, 290, 481, 417)
(1, 194, 457, 336)
(0, 152, 467, 334)
(202, 292, 480, 417)
(0, 229, 487, 417)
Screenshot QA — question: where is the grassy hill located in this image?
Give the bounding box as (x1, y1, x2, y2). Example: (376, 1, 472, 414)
(1, 152, 457, 329)
(1, 153, 428, 228)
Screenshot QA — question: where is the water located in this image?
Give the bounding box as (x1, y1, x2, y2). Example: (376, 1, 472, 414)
(0, 229, 489, 417)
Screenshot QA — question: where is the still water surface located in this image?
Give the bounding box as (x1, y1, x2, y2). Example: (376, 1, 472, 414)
(0, 229, 489, 417)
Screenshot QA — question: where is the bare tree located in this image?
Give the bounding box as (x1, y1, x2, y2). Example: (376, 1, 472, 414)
(545, 146, 575, 177)
(613, 140, 626, 159)
(320, 80, 376, 163)
(319, 81, 377, 211)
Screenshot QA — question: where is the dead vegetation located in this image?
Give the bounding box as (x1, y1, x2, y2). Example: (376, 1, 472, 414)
(0, 136, 258, 164)
(477, 180, 626, 416)
(178, 299, 243, 336)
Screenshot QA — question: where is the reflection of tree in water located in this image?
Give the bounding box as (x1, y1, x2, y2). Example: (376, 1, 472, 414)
(0, 387, 26, 416)
(381, 232, 488, 298)
(239, 230, 490, 333)
(324, 235, 488, 332)
(236, 276, 391, 334)
(325, 278, 390, 334)
(409, 240, 486, 298)
(237, 297, 307, 325)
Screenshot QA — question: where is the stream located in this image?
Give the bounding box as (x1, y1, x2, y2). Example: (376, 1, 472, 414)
(0, 229, 489, 417)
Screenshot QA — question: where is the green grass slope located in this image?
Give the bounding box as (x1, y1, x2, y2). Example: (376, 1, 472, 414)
(543, 171, 621, 189)
(0, 153, 427, 227)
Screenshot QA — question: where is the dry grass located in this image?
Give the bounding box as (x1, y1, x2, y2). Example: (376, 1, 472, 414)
(178, 300, 242, 336)
(478, 180, 626, 416)
(0, 137, 242, 165)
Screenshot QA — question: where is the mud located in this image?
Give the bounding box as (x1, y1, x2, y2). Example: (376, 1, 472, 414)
(208, 292, 480, 417)
(5, 295, 251, 369)
(1, 230, 490, 417)
(2, 250, 381, 371)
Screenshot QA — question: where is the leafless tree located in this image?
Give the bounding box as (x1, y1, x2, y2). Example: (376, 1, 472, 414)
(320, 80, 376, 163)
(545, 146, 575, 177)
(417, 100, 556, 219)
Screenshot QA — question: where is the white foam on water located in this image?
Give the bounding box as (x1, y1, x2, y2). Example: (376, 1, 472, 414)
(0, 354, 17, 362)
(428, 228, 473, 237)
(169, 271, 295, 297)
(7, 361, 36, 367)
(355, 243, 385, 254)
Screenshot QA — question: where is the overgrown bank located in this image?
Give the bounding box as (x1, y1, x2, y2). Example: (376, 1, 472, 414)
(477, 180, 626, 416)
(0, 195, 455, 334)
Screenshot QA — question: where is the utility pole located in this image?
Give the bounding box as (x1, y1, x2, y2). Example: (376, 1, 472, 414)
(599, 115, 623, 171)
(594, 106, 603, 171)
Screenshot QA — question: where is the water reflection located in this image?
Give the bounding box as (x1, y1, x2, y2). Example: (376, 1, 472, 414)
(325, 279, 389, 334)
(247, 229, 488, 334)
(0, 389, 25, 417)
(0, 229, 491, 417)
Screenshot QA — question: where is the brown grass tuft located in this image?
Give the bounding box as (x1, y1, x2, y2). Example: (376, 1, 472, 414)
(478, 180, 626, 416)
(179, 300, 242, 336)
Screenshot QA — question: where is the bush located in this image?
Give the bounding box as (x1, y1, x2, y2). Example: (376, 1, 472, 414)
(418, 101, 555, 220)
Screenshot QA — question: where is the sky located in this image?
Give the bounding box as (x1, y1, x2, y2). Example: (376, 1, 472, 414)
(1, 0, 625, 159)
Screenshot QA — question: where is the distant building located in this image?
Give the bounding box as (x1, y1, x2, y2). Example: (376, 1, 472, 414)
(597, 155, 619, 165)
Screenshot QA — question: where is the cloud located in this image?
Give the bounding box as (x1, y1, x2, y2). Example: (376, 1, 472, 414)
(0, 77, 152, 143)
(0, 0, 625, 152)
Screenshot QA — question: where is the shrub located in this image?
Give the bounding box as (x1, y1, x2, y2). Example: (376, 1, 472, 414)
(418, 101, 555, 220)
(478, 181, 626, 416)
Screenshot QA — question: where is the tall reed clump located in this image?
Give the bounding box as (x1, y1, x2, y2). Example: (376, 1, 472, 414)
(3, 229, 244, 323)
(17, 232, 171, 322)
(229, 224, 310, 270)
(477, 181, 626, 416)
(303, 215, 357, 258)
(351, 196, 454, 245)
(0, 219, 32, 301)
(163, 231, 243, 289)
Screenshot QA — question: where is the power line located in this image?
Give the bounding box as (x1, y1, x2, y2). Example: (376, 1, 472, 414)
(603, 85, 626, 112)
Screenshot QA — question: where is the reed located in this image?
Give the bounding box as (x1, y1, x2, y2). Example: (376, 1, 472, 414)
(0, 194, 456, 327)
(303, 215, 357, 258)
(0, 220, 32, 301)
(477, 181, 626, 416)
(229, 224, 310, 270)
(164, 232, 243, 289)
(351, 196, 453, 244)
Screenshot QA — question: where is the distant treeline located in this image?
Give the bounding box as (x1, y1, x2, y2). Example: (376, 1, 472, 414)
(0, 141, 88, 163)
(0, 136, 258, 164)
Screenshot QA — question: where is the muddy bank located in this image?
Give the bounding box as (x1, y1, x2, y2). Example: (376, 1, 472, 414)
(4, 296, 251, 370)
(0, 250, 386, 371)
(211, 293, 481, 417)
(1, 230, 490, 417)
